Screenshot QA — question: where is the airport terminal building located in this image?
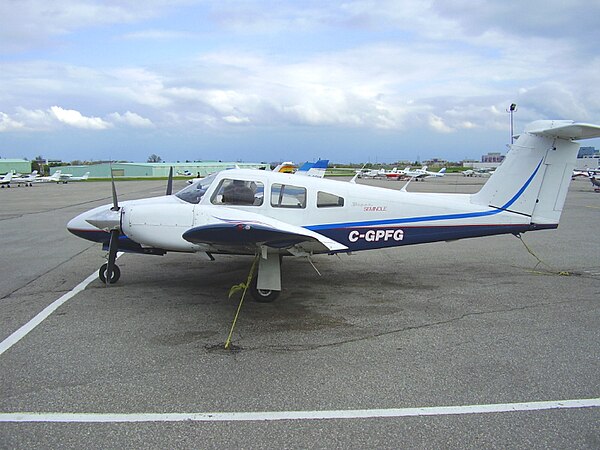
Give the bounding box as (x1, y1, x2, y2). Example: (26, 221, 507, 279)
(53, 161, 269, 178)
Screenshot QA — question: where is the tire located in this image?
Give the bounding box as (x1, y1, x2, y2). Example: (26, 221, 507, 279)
(99, 263, 121, 284)
(250, 277, 280, 303)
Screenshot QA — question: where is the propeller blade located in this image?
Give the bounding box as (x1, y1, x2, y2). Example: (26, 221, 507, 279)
(166, 166, 173, 196)
(105, 229, 120, 286)
(110, 166, 119, 211)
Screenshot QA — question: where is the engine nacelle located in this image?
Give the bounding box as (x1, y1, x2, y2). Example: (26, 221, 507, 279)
(121, 203, 198, 252)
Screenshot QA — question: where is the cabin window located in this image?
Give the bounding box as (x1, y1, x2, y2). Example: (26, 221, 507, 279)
(175, 172, 218, 204)
(270, 183, 306, 208)
(317, 191, 344, 208)
(211, 179, 264, 206)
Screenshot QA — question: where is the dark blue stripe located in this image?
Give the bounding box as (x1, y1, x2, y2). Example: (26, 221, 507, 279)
(307, 159, 543, 232)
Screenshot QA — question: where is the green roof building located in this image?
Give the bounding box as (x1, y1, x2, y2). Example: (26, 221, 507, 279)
(0, 159, 32, 175)
(53, 162, 269, 178)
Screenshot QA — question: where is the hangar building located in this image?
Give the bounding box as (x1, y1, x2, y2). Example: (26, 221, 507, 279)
(0, 159, 32, 174)
(52, 162, 269, 178)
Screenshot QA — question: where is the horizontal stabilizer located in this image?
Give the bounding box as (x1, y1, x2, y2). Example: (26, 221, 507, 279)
(525, 120, 600, 140)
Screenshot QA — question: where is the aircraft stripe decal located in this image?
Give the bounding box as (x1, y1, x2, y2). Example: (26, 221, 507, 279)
(307, 160, 544, 232)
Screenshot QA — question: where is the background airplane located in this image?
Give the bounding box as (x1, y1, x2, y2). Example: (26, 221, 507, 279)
(296, 159, 329, 178)
(402, 166, 446, 181)
(572, 167, 600, 179)
(67, 119, 600, 302)
(34, 171, 62, 183)
(10, 170, 38, 187)
(68, 172, 90, 182)
(0, 172, 13, 188)
(462, 168, 495, 177)
(356, 168, 386, 179)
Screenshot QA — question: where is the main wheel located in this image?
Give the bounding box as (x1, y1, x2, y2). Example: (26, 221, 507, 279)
(249, 277, 280, 303)
(99, 263, 121, 284)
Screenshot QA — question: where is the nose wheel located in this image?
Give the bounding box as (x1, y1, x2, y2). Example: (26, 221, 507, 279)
(99, 263, 121, 284)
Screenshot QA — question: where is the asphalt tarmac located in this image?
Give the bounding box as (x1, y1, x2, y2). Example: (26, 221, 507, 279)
(1, 175, 599, 449)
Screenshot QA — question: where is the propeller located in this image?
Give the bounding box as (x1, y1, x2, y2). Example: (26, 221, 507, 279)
(166, 166, 173, 196)
(105, 167, 121, 286)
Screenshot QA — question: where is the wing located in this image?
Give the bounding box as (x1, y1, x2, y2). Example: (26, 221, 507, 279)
(182, 208, 347, 255)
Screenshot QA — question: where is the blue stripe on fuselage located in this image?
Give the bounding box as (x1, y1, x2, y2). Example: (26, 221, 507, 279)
(307, 159, 543, 232)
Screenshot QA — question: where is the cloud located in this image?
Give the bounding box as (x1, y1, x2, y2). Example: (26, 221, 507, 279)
(428, 115, 454, 133)
(120, 29, 197, 41)
(0, 107, 157, 132)
(1, 0, 599, 153)
(107, 111, 154, 128)
(0, 112, 25, 132)
(49, 106, 112, 129)
(0, 0, 190, 53)
(222, 115, 250, 124)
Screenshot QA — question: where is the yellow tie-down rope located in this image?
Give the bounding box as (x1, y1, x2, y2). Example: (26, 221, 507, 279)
(515, 233, 571, 276)
(224, 254, 259, 350)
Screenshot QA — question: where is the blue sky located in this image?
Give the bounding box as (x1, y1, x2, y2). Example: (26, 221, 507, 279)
(1, 0, 600, 164)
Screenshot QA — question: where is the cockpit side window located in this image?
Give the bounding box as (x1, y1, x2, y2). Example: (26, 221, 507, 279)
(270, 183, 306, 208)
(317, 191, 344, 208)
(211, 179, 264, 206)
(175, 173, 217, 204)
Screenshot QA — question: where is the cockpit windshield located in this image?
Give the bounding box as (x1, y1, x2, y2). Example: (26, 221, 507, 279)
(175, 173, 218, 204)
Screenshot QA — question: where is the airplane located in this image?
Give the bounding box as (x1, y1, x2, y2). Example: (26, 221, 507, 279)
(462, 168, 494, 177)
(296, 159, 329, 178)
(34, 171, 62, 183)
(572, 167, 600, 179)
(0, 172, 13, 188)
(10, 170, 38, 187)
(272, 161, 296, 173)
(382, 168, 403, 180)
(68, 172, 90, 182)
(401, 166, 446, 181)
(67, 119, 600, 302)
(357, 168, 386, 179)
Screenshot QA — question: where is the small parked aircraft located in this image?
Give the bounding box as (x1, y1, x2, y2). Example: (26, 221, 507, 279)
(34, 171, 62, 183)
(67, 172, 90, 182)
(67, 120, 600, 301)
(402, 166, 446, 181)
(10, 170, 38, 187)
(0, 172, 13, 188)
(356, 168, 386, 179)
(296, 159, 329, 178)
(53, 171, 90, 183)
(572, 167, 600, 179)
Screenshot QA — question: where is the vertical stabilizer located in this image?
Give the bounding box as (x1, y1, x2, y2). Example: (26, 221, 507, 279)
(471, 120, 600, 224)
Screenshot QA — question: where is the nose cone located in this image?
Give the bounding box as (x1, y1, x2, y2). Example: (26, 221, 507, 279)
(67, 204, 114, 243)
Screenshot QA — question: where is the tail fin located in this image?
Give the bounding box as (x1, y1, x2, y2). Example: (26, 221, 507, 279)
(471, 120, 600, 224)
(297, 159, 329, 178)
(438, 167, 446, 174)
(82, 172, 90, 180)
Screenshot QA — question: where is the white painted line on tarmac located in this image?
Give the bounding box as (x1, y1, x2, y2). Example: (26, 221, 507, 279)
(1, 398, 598, 423)
(0, 254, 122, 357)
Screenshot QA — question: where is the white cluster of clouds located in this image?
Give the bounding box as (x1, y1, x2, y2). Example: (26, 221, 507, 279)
(1, 0, 599, 159)
(0, 106, 153, 132)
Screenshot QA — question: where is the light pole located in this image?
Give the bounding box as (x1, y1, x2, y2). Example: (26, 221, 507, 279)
(506, 103, 517, 145)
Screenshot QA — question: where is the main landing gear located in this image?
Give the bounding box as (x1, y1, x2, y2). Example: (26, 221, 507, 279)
(249, 276, 280, 302)
(248, 252, 282, 302)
